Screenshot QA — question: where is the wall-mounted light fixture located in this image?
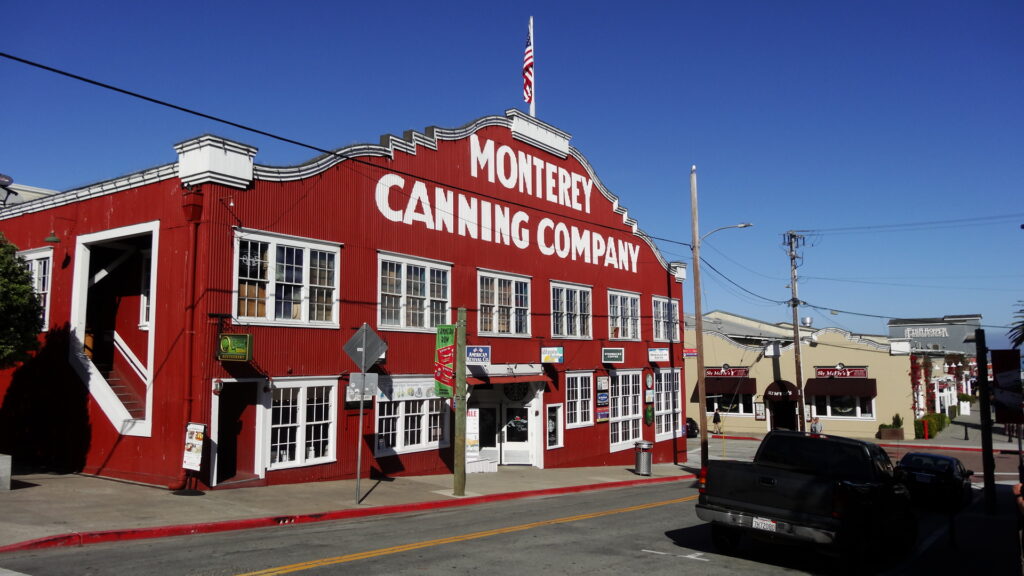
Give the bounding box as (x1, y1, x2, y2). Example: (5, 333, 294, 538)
(44, 230, 60, 243)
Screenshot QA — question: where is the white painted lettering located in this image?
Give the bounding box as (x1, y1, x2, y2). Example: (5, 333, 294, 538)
(375, 174, 404, 223)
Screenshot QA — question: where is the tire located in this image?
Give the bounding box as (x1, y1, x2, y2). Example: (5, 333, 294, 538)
(711, 524, 742, 554)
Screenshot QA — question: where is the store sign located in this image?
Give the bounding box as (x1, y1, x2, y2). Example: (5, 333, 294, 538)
(705, 367, 749, 378)
(683, 348, 698, 358)
(602, 348, 625, 364)
(541, 346, 564, 363)
(347, 373, 378, 402)
(815, 367, 868, 378)
(373, 134, 641, 274)
(648, 348, 669, 362)
(466, 345, 491, 365)
(217, 333, 252, 362)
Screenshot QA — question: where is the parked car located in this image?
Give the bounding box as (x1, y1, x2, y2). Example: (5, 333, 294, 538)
(686, 417, 699, 438)
(895, 452, 974, 511)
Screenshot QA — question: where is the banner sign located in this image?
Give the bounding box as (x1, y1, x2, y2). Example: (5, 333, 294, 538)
(541, 346, 564, 363)
(434, 325, 456, 398)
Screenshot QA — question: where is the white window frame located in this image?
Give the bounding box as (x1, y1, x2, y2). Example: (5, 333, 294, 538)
(609, 370, 642, 452)
(477, 269, 531, 337)
(652, 296, 680, 342)
(707, 393, 755, 415)
(374, 377, 451, 456)
(266, 377, 338, 470)
(654, 368, 682, 441)
(19, 247, 53, 331)
(378, 252, 452, 333)
(233, 229, 341, 328)
(608, 290, 640, 340)
(550, 281, 592, 339)
(565, 372, 594, 429)
(813, 395, 876, 419)
(546, 403, 564, 449)
(139, 250, 152, 330)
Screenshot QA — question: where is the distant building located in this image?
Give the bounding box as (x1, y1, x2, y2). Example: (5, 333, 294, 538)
(888, 315, 982, 417)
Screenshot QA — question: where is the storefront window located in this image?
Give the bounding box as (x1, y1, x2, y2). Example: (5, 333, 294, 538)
(812, 395, 875, 418)
(707, 393, 754, 414)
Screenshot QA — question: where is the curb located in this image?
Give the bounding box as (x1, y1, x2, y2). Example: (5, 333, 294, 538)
(0, 473, 695, 554)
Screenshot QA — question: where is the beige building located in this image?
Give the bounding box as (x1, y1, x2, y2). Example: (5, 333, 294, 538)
(685, 311, 914, 440)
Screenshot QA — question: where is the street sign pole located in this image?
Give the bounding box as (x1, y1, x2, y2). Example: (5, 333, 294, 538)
(454, 308, 467, 497)
(344, 323, 386, 505)
(355, 325, 366, 504)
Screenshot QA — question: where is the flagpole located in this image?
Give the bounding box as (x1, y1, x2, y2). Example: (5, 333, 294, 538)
(529, 16, 535, 117)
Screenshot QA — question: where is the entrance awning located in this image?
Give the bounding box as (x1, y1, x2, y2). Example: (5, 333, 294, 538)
(804, 378, 877, 398)
(467, 374, 549, 386)
(764, 380, 801, 400)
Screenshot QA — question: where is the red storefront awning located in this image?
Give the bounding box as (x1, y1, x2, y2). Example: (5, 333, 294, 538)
(804, 378, 877, 398)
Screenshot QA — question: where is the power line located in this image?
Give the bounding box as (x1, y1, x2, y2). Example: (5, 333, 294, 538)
(792, 213, 1024, 235)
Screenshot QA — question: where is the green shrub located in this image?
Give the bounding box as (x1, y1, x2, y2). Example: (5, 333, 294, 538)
(891, 413, 904, 429)
(914, 413, 950, 438)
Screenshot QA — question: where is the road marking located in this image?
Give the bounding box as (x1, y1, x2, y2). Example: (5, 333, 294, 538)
(237, 495, 698, 575)
(642, 549, 710, 562)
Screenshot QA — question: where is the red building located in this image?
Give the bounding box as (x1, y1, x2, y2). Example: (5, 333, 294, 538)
(0, 110, 689, 489)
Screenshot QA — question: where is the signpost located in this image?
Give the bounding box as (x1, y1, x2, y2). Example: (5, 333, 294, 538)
(344, 323, 387, 504)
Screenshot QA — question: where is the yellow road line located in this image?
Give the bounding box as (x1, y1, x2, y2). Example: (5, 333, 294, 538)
(237, 495, 697, 575)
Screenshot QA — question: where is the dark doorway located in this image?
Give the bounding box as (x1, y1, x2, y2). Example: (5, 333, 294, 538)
(216, 382, 259, 486)
(769, 400, 797, 430)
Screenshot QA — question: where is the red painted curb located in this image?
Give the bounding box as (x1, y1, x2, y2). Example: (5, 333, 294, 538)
(0, 474, 695, 554)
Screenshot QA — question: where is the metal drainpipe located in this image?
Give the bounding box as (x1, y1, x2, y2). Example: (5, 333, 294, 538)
(171, 185, 203, 490)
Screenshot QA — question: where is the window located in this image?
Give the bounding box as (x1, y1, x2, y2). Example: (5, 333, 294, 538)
(551, 282, 591, 338)
(654, 369, 682, 440)
(139, 251, 151, 329)
(565, 372, 594, 428)
(375, 378, 451, 455)
(652, 297, 680, 342)
(379, 253, 451, 331)
(609, 370, 642, 451)
(478, 270, 530, 336)
(234, 229, 340, 326)
(706, 393, 754, 415)
(547, 404, 564, 449)
(813, 395, 875, 419)
(268, 378, 337, 469)
(608, 291, 640, 340)
(19, 247, 52, 330)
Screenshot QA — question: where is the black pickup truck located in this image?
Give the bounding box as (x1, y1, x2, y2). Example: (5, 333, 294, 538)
(695, 430, 916, 557)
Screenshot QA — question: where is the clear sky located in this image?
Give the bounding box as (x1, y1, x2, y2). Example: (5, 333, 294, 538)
(2, 1, 1021, 349)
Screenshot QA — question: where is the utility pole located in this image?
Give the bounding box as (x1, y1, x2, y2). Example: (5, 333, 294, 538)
(786, 231, 807, 432)
(453, 308, 467, 497)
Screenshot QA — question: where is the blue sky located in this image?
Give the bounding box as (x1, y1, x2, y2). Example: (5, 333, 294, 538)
(2, 1, 1022, 348)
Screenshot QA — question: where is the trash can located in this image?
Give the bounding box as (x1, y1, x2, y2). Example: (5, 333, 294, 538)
(634, 441, 654, 476)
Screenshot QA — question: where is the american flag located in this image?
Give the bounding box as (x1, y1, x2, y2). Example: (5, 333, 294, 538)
(522, 20, 534, 104)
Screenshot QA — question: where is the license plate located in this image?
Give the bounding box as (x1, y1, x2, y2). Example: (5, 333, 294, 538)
(752, 517, 777, 532)
(914, 473, 934, 484)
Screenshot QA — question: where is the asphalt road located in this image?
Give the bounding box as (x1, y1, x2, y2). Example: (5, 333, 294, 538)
(0, 481, 968, 576)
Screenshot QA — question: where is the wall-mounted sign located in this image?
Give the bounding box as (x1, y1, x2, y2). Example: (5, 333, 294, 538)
(648, 348, 669, 362)
(217, 333, 252, 362)
(466, 345, 491, 365)
(596, 408, 610, 422)
(602, 348, 624, 364)
(597, 392, 609, 407)
(814, 367, 868, 378)
(347, 373, 379, 402)
(705, 366, 749, 378)
(596, 376, 610, 391)
(683, 348, 698, 358)
(754, 402, 766, 421)
(541, 346, 564, 363)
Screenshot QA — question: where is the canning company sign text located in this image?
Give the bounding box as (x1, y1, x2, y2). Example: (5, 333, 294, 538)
(375, 134, 641, 273)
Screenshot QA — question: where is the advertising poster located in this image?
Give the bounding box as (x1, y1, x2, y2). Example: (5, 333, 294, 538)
(182, 422, 205, 471)
(466, 408, 480, 461)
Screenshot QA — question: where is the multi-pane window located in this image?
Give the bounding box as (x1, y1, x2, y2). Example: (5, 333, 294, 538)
(378, 253, 451, 331)
(652, 297, 680, 342)
(551, 282, 591, 338)
(19, 247, 52, 330)
(479, 270, 530, 336)
(235, 230, 339, 326)
(608, 291, 640, 340)
(269, 379, 336, 468)
(706, 393, 754, 414)
(813, 395, 875, 418)
(654, 369, 682, 440)
(609, 371, 642, 451)
(565, 372, 594, 428)
(375, 378, 450, 454)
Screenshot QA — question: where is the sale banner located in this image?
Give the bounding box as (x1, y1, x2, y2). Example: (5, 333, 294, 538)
(434, 325, 456, 397)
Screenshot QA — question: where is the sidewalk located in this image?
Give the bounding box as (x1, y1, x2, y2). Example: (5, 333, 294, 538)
(1, 403, 1019, 556)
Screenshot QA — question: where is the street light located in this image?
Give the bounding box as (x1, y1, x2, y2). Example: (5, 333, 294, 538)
(690, 165, 752, 468)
